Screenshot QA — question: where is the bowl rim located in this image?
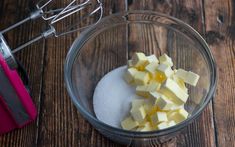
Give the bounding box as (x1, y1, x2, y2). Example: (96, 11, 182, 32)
(64, 10, 217, 137)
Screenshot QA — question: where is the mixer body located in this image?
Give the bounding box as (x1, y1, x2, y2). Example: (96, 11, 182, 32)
(0, 53, 37, 135)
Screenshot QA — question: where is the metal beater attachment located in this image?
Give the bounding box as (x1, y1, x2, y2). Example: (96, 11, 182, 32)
(0, 0, 103, 69)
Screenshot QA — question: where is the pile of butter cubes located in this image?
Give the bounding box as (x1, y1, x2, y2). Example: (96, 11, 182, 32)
(121, 52, 200, 131)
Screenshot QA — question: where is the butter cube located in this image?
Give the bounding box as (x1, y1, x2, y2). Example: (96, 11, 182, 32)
(136, 81, 161, 99)
(131, 99, 145, 109)
(145, 62, 158, 75)
(134, 71, 150, 85)
(186, 71, 200, 86)
(159, 78, 189, 105)
(148, 81, 161, 91)
(138, 119, 148, 127)
(170, 104, 184, 111)
(123, 68, 138, 83)
(159, 53, 173, 67)
(155, 64, 174, 83)
(172, 75, 188, 93)
(175, 69, 200, 86)
(149, 91, 161, 100)
(157, 64, 174, 78)
(127, 60, 133, 67)
(155, 97, 183, 111)
(132, 52, 148, 68)
(157, 122, 168, 130)
(136, 85, 149, 97)
(143, 103, 153, 114)
(151, 112, 168, 125)
(136, 122, 152, 131)
(175, 69, 188, 78)
(131, 105, 147, 122)
(121, 116, 139, 130)
(168, 108, 189, 123)
(146, 55, 159, 64)
(167, 120, 176, 127)
(155, 95, 174, 110)
(147, 105, 159, 116)
(173, 69, 177, 73)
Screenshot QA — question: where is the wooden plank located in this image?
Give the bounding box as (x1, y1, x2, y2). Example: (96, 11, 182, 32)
(128, 0, 216, 147)
(37, 0, 126, 147)
(0, 0, 45, 147)
(204, 0, 235, 146)
(3, 0, 235, 147)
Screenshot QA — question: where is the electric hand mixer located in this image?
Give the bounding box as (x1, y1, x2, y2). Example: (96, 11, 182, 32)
(0, 0, 103, 134)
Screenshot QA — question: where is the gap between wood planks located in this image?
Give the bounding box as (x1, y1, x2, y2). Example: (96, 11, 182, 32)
(33, 0, 220, 146)
(35, 39, 46, 146)
(201, 0, 219, 146)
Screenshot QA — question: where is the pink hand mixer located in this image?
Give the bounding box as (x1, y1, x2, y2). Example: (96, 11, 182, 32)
(0, 0, 103, 134)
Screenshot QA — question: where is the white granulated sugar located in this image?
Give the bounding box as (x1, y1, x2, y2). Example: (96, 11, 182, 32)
(93, 66, 140, 128)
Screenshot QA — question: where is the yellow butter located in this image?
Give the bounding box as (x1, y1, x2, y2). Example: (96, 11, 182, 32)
(159, 53, 173, 67)
(146, 55, 159, 64)
(175, 69, 188, 77)
(131, 99, 145, 109)
(145, 62, 158, 75)
(136, 85, 149, 97)
(150, 112, 168, 125)
(149, 91, 161, 101)
(157, 121, 169, 130)
(123, 67, 138, 83)
(155, 72, 166, 83)
(154, 95, 184, 111)
(134, 71, 150, 85)
(143, 104, 153, 114)
(122, 52, 196, 132)
(159, 78, 189, 105)
(186, 71, 200, 86)
(172, 75, 188, 93)
(136, 122, 152, 131)
(130, 105, 147, 123)
(167, 120, 176, 127)
(168, 108, 188, 123)
(169, 104, 184, 111)
(127, 60, 133, 67)
(137, 65, 146, 71)
(175, 69, 200, 86)
(147, 105, 159, 116)
(121, 116, 139, 130)
(173, 69, 177, 73)
(138, 119, 148, 127)
(136, 81, 161, 98)
(148, 80, 161, 91)
(132, 52, 148, 69)
(155, 95, 174, 110)
(156, 64, 174, 78)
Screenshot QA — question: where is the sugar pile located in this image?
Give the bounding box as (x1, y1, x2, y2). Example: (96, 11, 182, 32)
(93, 66, 139, 128)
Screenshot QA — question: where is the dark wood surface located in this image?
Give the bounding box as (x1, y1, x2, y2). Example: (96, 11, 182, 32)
(0, 0, 234, 146)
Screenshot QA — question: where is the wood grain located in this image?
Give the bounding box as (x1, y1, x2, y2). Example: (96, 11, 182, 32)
(169, 1, 216, 147)
(0, 0, 45, 147)
(0, 0, 234, 146)
(128, 0, 216, 147)
(36, 0, 126, 147)
(204, 0, 235, 146)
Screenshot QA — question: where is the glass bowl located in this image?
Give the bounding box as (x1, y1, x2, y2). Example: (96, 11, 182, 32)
(64, 11, 217, 145)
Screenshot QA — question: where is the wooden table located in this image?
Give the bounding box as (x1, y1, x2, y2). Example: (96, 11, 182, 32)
(0, 0, 234, 146)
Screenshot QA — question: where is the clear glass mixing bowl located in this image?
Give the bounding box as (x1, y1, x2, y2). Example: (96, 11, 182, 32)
(64, 11, 217, 145)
